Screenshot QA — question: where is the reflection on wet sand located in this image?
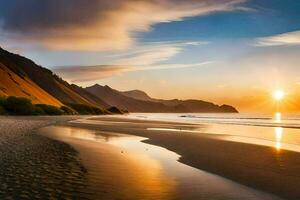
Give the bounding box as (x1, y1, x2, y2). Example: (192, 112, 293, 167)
(40, 126, 176, 200)
(275, 127, 283, 151)
(274, 112, 283, 151)
(39, 125, 282, 200)
(58, 115, 300, 199)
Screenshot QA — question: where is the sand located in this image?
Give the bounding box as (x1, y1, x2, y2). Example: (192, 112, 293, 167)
(64, 116, 300, 200)
(0, 116, 91, 199)
(2, 115, 300, 199)
(39, 124, 282, 200)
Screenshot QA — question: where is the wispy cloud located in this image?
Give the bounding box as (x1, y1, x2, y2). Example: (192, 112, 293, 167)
(113, 41, 206, 65)
(0, 0, 247, 51)
(114, 44, 182, 66)
(54, 62, 212, 83)
(54, 41, 211, 83)
(54, 40, 210, 82)
(256, 30, 300, 46)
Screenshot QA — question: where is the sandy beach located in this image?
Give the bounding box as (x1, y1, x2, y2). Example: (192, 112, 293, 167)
(63, 116, 300, 200)
(2, 115, 300, 199)
(0, 116, 91, 199)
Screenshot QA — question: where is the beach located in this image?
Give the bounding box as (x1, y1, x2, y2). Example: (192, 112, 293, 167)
(2, 114, 300, 199)
(59, 116, 300, 200)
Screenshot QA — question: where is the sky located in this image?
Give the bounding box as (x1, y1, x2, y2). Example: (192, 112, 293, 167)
(1, 0, 300, 113)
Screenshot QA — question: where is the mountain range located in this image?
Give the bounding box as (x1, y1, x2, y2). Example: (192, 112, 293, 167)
(0, 47, 238, 113)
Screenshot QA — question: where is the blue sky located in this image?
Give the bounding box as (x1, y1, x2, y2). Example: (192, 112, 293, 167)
(1, 0, 300, 112)
(143, 0, 300, 40)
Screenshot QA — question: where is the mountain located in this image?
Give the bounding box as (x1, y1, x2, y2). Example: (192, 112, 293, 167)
(86, 84, 238, 113)
(0, 47, 108, 108)
(122, 90, 153, 101)
(85, 85, 178, 112)
(122, 89, 238, 113)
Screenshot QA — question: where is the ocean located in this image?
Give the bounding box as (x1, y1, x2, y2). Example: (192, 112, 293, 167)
(124, 113, 300, 152)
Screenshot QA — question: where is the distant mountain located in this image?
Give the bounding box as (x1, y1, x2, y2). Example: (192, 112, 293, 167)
(122, 90, 153, 101)
(0, 47, 108, 109)
(122, 89, 238, 113)
(85, 85, 178, 112)
(86, 84, 238, 113)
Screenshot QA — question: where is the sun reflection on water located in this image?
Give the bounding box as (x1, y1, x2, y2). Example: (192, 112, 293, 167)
(274, 112, 281, 123)
(275, 127, 283, 151)
(273, 112, 283, 151)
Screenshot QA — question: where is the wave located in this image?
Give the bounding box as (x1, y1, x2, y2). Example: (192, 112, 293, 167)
(180, 115, 272, 120)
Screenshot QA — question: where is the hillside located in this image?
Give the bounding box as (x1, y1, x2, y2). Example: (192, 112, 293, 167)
(86, 84, 238, 113)
(0, 47, 108, 108)
(86, 85, 179, 112)
(0, 63, 62, 107)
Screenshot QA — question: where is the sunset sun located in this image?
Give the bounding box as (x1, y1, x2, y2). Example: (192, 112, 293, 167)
(273, 90, 285, 101)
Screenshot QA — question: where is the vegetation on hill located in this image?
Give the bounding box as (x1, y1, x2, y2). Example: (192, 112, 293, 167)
(65, 103, 129, 115)
(64, 103, 108, 115)
(35, 104, 64, 115)
(0, 96, 63, 115)
(60, 106, 77, 115)
(107, 106, 126, 114)
(0, 96, 125, 116)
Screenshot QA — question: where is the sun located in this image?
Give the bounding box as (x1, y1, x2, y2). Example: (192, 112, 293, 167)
(273, 90, 285, 101)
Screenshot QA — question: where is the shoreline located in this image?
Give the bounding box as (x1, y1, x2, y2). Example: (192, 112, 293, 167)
(39, 126, 179, 200)
(2, 115, 299, 199)
(39, 123, 281, 200)
(64, 116, 300, 200)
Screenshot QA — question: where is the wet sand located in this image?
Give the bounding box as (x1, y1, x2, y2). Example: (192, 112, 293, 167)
(62, 116, 300, 200)
(2, 115, 300, 199)
(39, 125, 281, 200)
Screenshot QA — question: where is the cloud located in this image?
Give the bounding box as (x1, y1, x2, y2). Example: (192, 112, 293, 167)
(115, 44, 182, 65)
(256, 31, 300, 46)
(55, 65, 131, 82)
(54, 40, 211, 82)
(114, 40, 207, 65)
(0, 0, 247, 51)
(54, 62, 212, 83)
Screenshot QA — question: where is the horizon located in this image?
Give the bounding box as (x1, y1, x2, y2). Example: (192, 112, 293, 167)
(1, 0, 300, 113)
